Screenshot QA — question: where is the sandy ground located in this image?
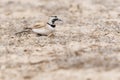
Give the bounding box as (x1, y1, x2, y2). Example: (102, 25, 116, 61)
(0, 0, 120, 80)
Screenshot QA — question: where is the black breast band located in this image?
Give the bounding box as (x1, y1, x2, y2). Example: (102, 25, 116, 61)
(47, 23, 56, 28)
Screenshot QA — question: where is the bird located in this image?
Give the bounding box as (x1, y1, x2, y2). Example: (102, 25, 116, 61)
(15, 16, 62, 37)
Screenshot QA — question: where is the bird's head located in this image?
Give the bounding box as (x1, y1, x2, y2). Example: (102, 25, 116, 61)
(48, 16, 62, 24)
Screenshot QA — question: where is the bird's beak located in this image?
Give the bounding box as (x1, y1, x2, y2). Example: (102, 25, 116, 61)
(57, 19, 62, 21)
(57, 18, 63, 24)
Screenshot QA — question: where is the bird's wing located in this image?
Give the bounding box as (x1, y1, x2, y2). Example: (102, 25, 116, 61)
(33, 22, 46, 28)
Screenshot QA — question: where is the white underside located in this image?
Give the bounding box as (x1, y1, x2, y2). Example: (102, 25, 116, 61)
(32, 25, 55, 35)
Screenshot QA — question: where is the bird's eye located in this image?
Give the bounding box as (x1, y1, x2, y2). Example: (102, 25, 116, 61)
(54, 18, 58, 20)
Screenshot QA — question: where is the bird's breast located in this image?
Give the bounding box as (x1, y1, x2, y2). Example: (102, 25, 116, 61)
(47, 25, 55, 31)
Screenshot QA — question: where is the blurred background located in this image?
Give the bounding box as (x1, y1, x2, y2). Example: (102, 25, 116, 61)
(0, 0, 120, 80)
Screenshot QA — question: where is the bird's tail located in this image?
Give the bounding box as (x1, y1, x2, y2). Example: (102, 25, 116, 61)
(15, 27, 32, 36)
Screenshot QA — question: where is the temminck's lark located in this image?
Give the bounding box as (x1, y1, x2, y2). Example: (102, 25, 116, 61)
(16, 16, 62, 36)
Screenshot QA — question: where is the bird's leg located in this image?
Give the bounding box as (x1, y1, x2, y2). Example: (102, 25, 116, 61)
(48, 33, 55, 38)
